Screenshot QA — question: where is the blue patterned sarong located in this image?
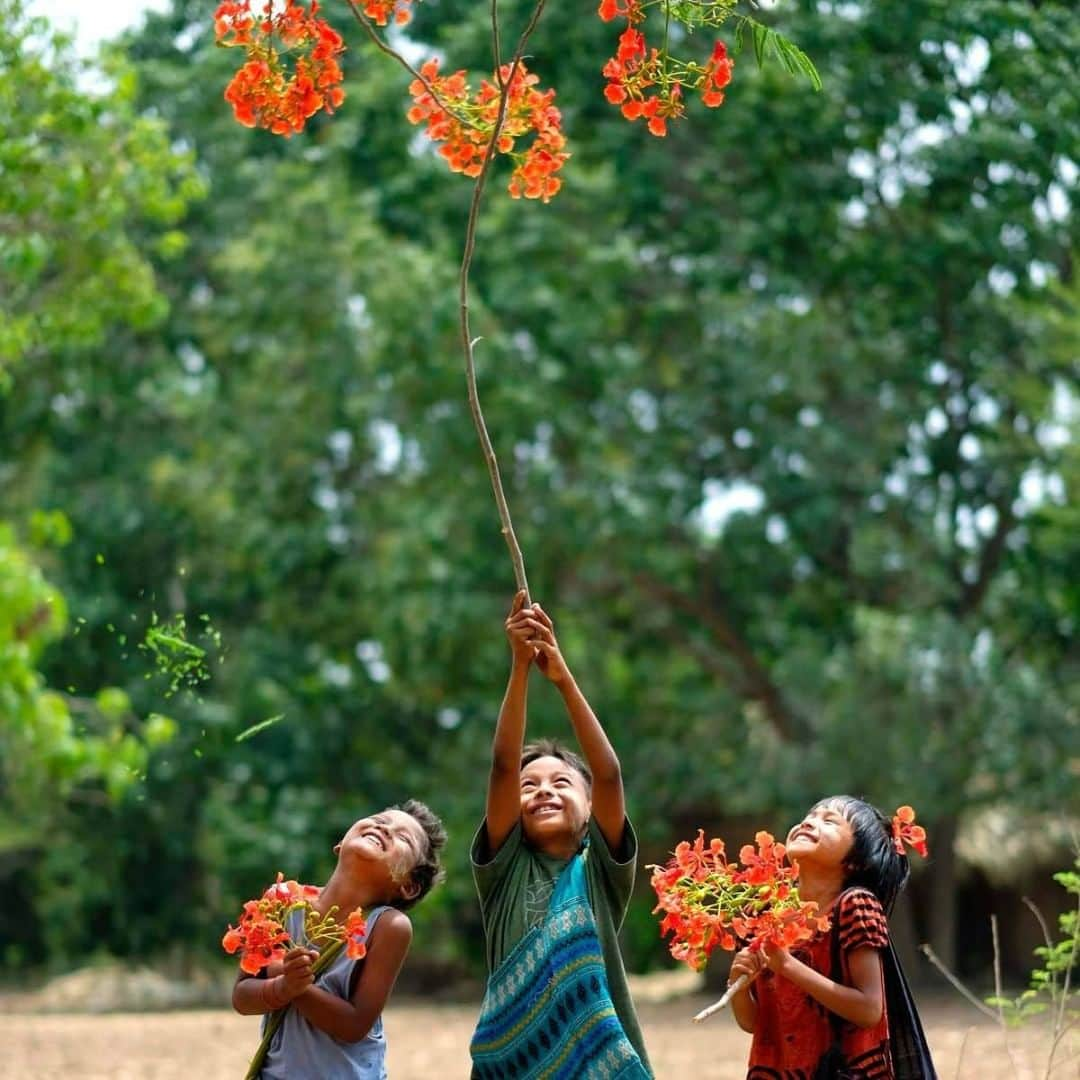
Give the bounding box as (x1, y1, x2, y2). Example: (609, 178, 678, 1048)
(470, 848, 650, 1079)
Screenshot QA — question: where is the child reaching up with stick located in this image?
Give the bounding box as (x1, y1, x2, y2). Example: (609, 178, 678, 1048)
(469, 592, 652, 1079)
(728, 796, 936, 1079)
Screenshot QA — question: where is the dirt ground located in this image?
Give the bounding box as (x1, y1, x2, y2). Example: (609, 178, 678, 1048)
(0, 994, 1068, 1080)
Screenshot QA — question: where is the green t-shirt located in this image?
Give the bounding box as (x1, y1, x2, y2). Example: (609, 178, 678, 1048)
(471, 816, 652, 1075)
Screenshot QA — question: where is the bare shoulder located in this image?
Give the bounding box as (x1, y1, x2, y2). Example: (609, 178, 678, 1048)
(369, 907, 413, 951)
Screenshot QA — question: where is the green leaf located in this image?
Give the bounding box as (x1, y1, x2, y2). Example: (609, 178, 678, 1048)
(752, 21, 768, 68)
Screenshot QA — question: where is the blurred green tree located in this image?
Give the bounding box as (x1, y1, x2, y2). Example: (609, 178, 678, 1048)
(0, 0, 1075, 978)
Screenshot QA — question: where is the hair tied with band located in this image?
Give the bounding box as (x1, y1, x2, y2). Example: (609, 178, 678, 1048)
(891, 805, 929, 858)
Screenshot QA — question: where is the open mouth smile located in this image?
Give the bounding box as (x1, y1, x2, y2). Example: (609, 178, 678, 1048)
(360, 830, 388, 851)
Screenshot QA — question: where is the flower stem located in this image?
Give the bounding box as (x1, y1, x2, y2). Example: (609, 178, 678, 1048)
(342, 0, 546, 597)
(339, 0, 473, 127)
(692, 973, 746, 1022)
(242, 939, 346, 1080)
(457, 0, 548, 599)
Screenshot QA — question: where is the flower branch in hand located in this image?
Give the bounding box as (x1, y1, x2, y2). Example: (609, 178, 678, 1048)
(650, 830, 826, 1020)
(222, 872, 368, 975)
(223, 873, 368, 1080)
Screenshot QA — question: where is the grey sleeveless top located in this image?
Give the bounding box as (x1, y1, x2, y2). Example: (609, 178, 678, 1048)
(259, 904, 390, 1079)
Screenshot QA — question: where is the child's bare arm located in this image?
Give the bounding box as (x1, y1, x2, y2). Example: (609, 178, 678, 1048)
(290, 910, 412, 1042)
(765, 944, 884, 1028)
(231, 947, 316, 1015)
(527, 605, 626, 852)
(728, 947, 764, 1033)
(486, 590, 534, 853)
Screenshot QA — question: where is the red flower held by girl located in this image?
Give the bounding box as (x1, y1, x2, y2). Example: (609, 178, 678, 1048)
(222, 904, 291, 975)
(221, 872, 367, 975)
(650, 830, 824, 973)
(345, 909, 368, 960)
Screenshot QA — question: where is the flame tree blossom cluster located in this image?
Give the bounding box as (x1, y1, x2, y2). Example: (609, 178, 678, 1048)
(216, 0, 818, 196)
(222, 872, 367, 976)
(599, 1, 734, 136)
(215, 0, 346, 136)
(597, 0, 818, 136)
(360, 0, 414, 27)
(650, 830, 827, 972)
(407, 59, 568, 201)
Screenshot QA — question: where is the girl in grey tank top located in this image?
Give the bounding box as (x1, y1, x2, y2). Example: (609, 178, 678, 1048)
(259, 906, 391, 1079)
(230, 802, 447, 1079)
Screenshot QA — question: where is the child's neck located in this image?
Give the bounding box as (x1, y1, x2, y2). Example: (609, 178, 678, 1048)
(532, 835, 581, 860)
(529, 825, 588, 862)
(795, 860, 847, 911)
(314, 867, 388, 921)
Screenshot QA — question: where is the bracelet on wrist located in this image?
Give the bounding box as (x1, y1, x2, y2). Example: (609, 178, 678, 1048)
(262, 976, 287, 1010)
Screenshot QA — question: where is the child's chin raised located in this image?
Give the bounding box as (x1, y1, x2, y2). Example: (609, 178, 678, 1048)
(343, 836, 389, 864)
(523, 811, 571, 843)
(786, 837, 818, 861)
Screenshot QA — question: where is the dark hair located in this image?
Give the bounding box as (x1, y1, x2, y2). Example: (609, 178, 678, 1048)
(391, 799, 447, 910)
(521, 738, 592, 788)
(812, 795, 910, 913)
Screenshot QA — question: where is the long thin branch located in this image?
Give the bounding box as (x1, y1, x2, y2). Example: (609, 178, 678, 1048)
(343, 0, 544, 596)
(1023, 895, 1058, 1001)
(991, 915, 1025, 1079)
(340, 0, 470, 124)
(953, 1026, 973, 1080)
(490, 0, 503, 81)
(456, 0, 549, 598)
(1047, 887, 1080, 1079)
(918, 943, 998, 1020)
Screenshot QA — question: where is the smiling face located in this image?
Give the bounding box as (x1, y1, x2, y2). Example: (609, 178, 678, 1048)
(786, 799, 856, 871)
(336, 808, 429, 900)
(519, 755, 591, 852)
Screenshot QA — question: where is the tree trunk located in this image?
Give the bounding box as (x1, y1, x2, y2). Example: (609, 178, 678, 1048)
(926, 813, 959, 972)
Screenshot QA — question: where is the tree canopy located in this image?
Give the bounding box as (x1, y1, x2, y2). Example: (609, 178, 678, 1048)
(0, 0, 1076, 977)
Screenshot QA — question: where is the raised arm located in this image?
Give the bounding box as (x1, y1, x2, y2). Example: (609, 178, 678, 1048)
(485, 590, 534, 853)
(527, 605, 626, 852)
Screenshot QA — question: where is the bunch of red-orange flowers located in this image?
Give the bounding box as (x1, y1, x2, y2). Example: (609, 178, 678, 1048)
(215, 0, 346, 136)
(222, 872, 367, 976)
(650, 830, 825, 972)
(213, 0, 748, 198)
(407, 59, 568, 202)
(598, 0, 734, 136)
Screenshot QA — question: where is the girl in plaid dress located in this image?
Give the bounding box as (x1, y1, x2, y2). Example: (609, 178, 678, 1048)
(728, 797, 936, 1080)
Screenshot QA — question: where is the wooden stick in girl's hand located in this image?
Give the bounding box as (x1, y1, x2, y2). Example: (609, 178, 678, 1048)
(691, 976, 751, 1023)
(692, 974, 748, 1022)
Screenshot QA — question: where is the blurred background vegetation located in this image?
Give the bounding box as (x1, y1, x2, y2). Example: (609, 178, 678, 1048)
(1, 0, 1077, 991)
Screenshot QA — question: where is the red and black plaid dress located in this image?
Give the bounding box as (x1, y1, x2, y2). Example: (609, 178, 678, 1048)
(746, 887, 893, 1080)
